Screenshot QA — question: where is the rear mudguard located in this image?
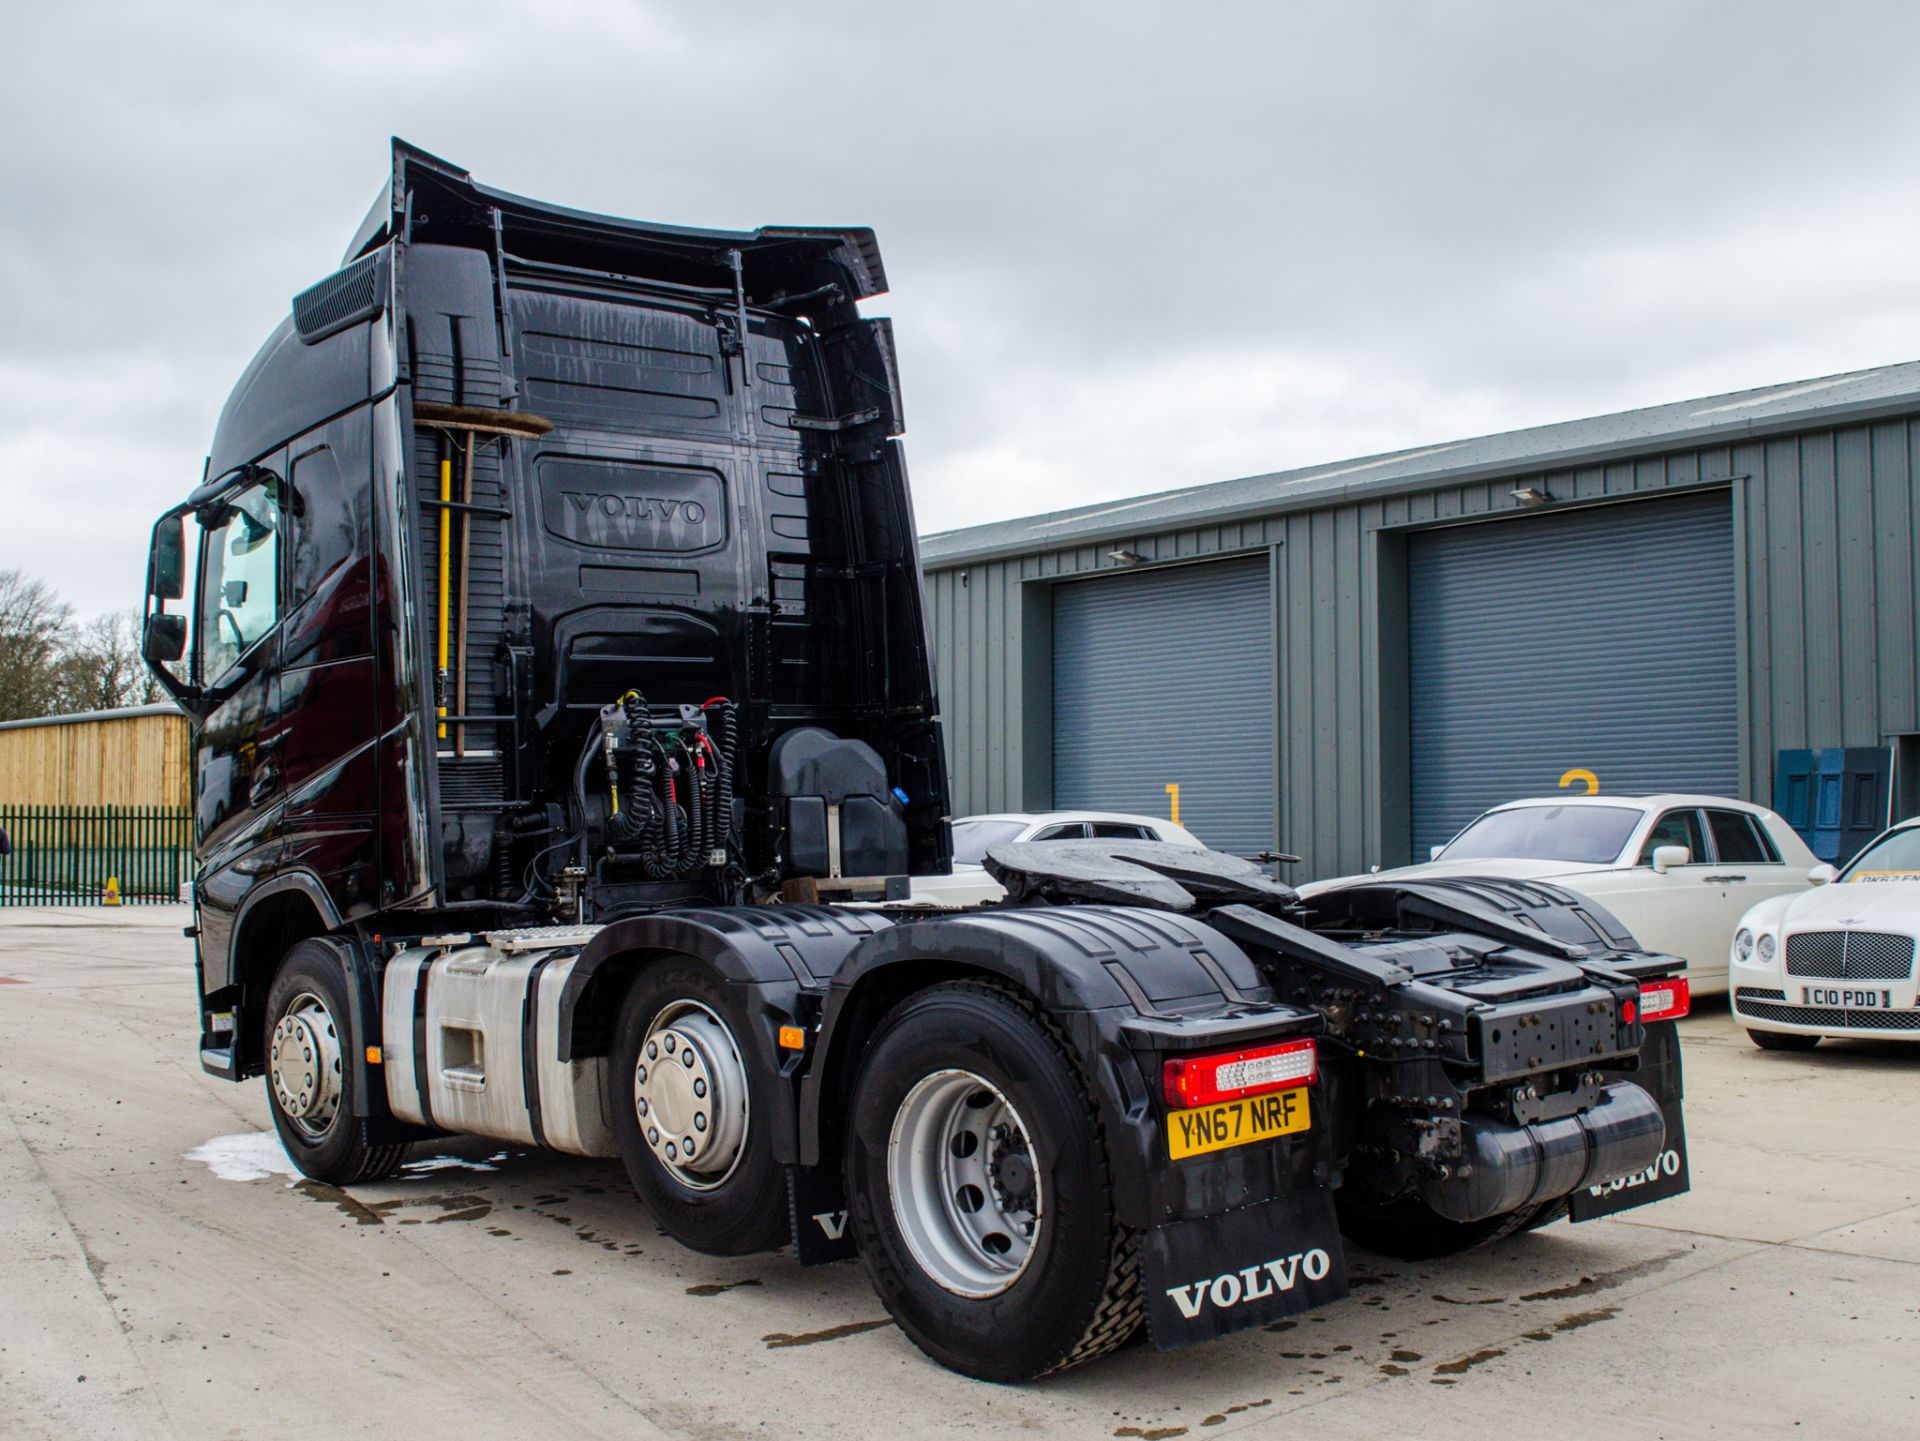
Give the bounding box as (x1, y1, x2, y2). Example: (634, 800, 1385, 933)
(801, 904, 1350, 1345)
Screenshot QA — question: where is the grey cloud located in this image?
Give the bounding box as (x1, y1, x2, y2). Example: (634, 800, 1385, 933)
(5, 1, 1919, 608)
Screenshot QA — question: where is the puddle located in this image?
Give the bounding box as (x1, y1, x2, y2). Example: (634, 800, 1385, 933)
(762, 1318, 893, 1349)
(687, 1279, 763, 1297)
(1520, 1306, 1619, 1341)
(186, 1132, 300, 1182)
(1432, 1346, 1505, 1377)
(1115, 1429, 1186, 1440)
(294, 1180, 385, 1225)
(1518, 1251, 1686, 1303)
(402, 1153, 507, 1175)
(1198, 1400, 1270, 1426)
(1433, 1293, 1504, 1306)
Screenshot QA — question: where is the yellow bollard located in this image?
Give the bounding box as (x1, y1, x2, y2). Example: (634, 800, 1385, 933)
(103, 876, 122, 906)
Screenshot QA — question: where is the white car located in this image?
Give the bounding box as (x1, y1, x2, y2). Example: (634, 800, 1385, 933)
(913, 811, 1206, 907)
(1301, 794, 1821, 995)
(1730, 816, 1920, 1049)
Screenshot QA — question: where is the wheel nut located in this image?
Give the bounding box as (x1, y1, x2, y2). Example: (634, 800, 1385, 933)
(636, 1064, 648, 1083)
(665, 1142, 678, 1160)
(647, 1127, 659, 1145)
(647, 1041, 658, 1060)
(683, 1139, 696, 1158)
(694, 1113, 707, 1132)
(663, 1034, 676, 1054)
(693, 1078, 707, 1098)
(637, 1099, 649, 1117)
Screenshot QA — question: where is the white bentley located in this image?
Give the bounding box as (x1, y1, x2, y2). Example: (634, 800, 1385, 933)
(1729, 816, 1920, 1049)
(1301, 794, 1820, 994)
(911, 811, 1206, 907)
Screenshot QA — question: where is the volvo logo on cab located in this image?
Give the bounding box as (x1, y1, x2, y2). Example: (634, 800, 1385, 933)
(1163, 1248, 1333, 1320)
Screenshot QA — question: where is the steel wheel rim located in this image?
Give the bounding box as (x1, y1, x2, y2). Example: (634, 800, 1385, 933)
(634, 1000, 750, 1192)
(269, 989, 343, 1141)
(887, 1068, 1044, 1298)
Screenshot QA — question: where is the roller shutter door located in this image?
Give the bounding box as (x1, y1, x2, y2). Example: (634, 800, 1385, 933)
(1409, 490, 1738, 854)
(1052, 556, 1274, 855)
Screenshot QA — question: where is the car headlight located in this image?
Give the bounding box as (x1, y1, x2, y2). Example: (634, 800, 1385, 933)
(1756, 932, 1777, 963)
(1734, 929, 1754, 961)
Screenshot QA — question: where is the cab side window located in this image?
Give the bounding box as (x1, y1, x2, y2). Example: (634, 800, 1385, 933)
(196, 480, 283, 684)
(1091, 823, 1155, 839)
(1638, 809, 1706, 865)
(1707, 809, 1779, 864)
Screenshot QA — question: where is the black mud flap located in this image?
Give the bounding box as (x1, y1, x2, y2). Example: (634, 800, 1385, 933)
(1140, 1189, 1348, 1349)
(788, 1165, 858, 1264)
(1570, 1099, 1690, 1221)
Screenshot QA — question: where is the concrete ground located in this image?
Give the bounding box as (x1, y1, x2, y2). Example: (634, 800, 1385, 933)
(1, 906, 1914, 1441)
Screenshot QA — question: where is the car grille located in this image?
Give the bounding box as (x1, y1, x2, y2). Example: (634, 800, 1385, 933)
(1734, 996, 1920, 1031)
(1783, 931, 1915, 981)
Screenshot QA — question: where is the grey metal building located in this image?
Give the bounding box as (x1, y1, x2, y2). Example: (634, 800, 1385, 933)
(918, 362, 1920, 880)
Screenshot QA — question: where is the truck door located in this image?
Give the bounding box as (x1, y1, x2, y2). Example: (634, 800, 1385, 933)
(273, 427, 380, 910)
(189, 469, 288, 976)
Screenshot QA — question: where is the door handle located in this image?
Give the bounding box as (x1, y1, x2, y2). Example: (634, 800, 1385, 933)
(1703, 874, 1746, 884)
(249, 766, 280, 805)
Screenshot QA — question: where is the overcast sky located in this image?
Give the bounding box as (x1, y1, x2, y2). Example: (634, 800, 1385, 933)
(8, 1, 1920, 618)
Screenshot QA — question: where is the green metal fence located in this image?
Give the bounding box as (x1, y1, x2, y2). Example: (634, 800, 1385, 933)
(0, 805, 192, 906)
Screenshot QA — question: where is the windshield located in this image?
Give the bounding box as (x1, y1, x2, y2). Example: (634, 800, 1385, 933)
(1840, 826, 1920, 883)
(1440, 805, 1642, 866)
(950, 819, 1030, 865)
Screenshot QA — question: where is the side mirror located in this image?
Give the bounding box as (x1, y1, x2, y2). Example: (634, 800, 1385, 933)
(1429, 844, 1446, 861)
(1808, 862, 1839, 886)
(143, 612, 187, 666)
(1651, 844, 1691, 874)
(150, 513, 186, 600)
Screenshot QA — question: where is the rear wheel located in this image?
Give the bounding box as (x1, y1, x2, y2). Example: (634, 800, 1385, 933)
(1749, 1028, 1821, 1052)
(610, 959, 789, 1255)
(844, 981, 1140, 1381)
(1336, 1192, 1552, 1261)
(263, 939, 409, 1185)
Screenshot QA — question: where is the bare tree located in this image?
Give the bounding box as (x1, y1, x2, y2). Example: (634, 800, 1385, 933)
(0, 569, 74, 721)
(50, 611, 161, 713)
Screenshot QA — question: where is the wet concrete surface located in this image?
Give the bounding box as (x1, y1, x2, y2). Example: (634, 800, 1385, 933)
(1, 906, 1914, 1439)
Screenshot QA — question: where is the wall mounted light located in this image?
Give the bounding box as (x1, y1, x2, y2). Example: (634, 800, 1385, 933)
(1510, 485, 1552, 507)
(1107, 548, 1145, 564)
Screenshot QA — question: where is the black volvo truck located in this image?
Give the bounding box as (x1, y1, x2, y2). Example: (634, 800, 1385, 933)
(142, 141, 1691, 1380)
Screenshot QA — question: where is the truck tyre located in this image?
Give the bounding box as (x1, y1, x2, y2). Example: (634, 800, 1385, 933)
(1748, 1028, 1821, 1052)
(263, 939, 409, 1185)
(844, 980, 1141, 1381)
(610, 959, 789, 1256)
(1335, 1193, 1551, 1261)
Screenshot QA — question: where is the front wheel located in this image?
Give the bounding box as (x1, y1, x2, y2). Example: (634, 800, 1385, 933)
(844, 981, 1140, 1381)
(1749, 1028, 1821, 1052)
(263, 939, 409, 1185)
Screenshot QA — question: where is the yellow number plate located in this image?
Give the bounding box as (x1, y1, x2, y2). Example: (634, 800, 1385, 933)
(1167, 1088, 1311, 1160)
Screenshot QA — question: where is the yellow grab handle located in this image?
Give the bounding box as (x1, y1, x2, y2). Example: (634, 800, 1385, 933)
(436, 456, 451, 739)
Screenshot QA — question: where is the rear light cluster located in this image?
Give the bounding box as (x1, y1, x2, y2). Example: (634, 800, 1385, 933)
(1163, 1037, 1316, 1109)
(1638, 976, 1691, 1023)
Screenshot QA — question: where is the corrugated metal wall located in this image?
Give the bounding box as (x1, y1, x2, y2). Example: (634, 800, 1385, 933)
(925, 414, 1920, 882)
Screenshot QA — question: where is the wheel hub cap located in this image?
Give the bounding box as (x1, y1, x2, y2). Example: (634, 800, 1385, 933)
(634, 1003, 748, 1190)
(888, 1069, 1043, 1298)
(269, 992, 342, 1138)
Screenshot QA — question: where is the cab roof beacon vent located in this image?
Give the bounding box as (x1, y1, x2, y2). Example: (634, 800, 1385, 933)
(292, 250, 389, 345)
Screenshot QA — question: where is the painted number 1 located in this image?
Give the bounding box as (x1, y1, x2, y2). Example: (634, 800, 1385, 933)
(1165, 783, 1180, 825)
